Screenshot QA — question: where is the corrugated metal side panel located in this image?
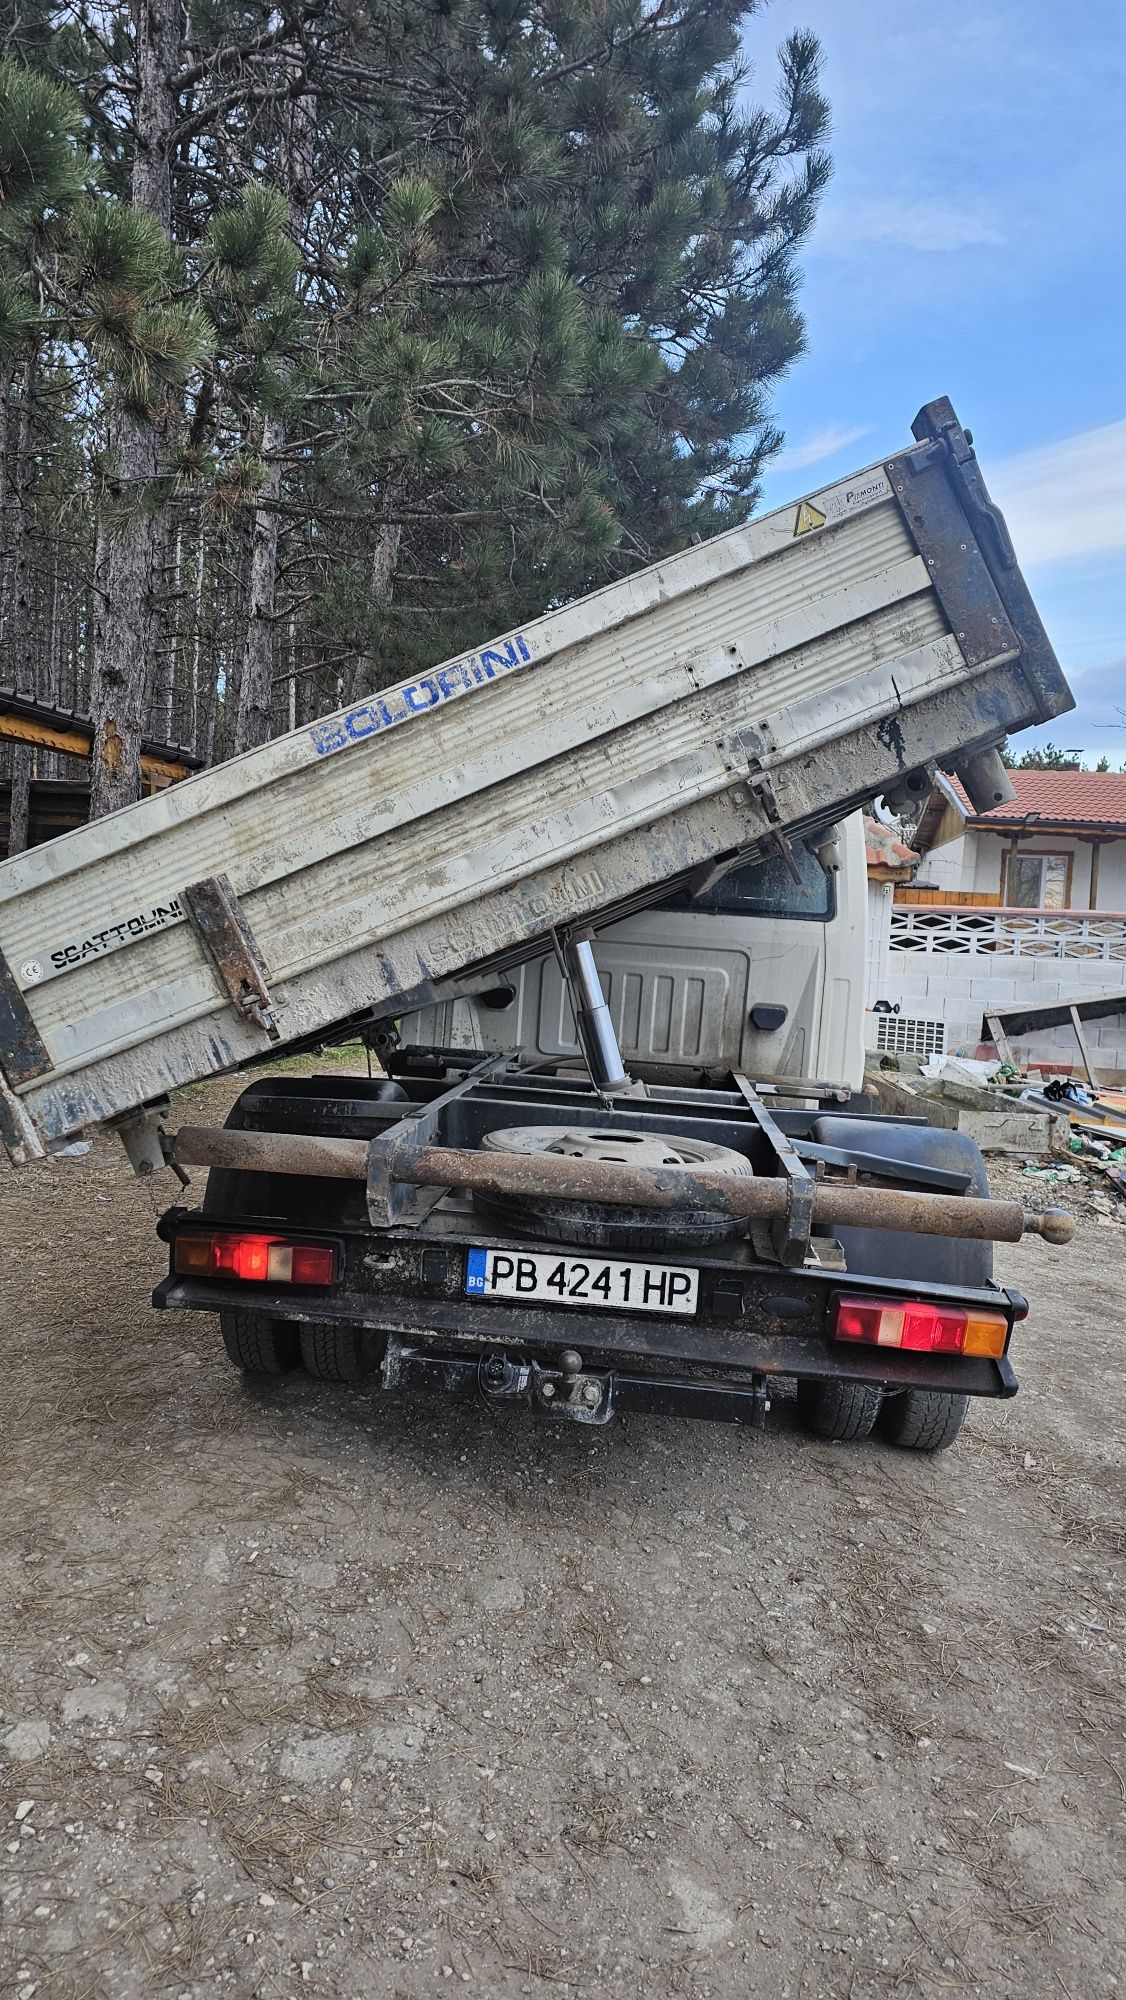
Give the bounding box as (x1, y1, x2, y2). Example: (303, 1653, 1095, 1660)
(18, 593, 953, 1067)
(18, 782, 768, 1137)
(14, 645, 1038, 1141)
(0, 525, 934, 1040)
(0, 497, 916, 946)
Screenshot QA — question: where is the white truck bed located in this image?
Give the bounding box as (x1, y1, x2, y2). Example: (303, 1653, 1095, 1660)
(0, 398, 1072, 1162)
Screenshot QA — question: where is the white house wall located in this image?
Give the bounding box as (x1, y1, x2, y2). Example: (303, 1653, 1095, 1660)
(871, 810, 1126, 1072)
(866, 881, 894, 1004)
(1093, 840, 1126, 908)
(913, 829, 1004, 897)
(910, 827, 1126, 910)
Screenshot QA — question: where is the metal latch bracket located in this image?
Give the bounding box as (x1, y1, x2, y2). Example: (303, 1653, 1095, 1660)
(182, 873, 281, 1040)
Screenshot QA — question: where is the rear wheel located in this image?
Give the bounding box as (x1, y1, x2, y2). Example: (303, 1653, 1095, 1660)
(798, 1377, 882, 1442)
(299, 1322, 367, 1383)
(474, 1124, 753, 1250)
(219, 1311, 301, 1375)
(880, 1389, 968, 1452)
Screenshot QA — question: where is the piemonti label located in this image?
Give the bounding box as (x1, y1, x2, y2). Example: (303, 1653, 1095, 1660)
(307, 634, 532, 758)
(22, 898, 185, 988)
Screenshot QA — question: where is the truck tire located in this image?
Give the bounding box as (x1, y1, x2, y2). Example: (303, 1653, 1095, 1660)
(475, 1124, 752, 1250)
(880, 1389, 968, 1452)
(299, 1322, 367, 1383)
(468, 1192, 740, 1252)
(219, 1311, 300, 1375)
(797, 1377, 882, 1442)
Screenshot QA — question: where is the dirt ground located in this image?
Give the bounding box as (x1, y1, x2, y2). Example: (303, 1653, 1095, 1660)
(1, 1072, 1123, 2000)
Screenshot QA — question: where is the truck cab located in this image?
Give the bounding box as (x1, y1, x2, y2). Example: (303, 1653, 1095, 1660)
(402, 814, 868, 1090)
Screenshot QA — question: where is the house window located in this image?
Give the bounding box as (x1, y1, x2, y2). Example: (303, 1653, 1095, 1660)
(1006, 851, 1071, 909)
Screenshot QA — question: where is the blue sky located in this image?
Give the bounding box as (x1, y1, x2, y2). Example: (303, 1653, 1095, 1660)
(745, 0, 1126, 766)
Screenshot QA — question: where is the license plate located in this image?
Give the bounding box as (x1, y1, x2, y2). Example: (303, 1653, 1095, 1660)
(465, 1247, 698, 1316)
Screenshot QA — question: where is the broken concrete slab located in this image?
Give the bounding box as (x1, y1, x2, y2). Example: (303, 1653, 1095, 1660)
(864, 1071, 1070, 1155)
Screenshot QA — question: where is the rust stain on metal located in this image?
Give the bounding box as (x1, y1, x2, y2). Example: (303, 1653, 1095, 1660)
(168, 1124, 1074, 1245)
(0, 943, 52, 1087)
(181, 874, 280, 1040)
(172, 1125, 367, 1179)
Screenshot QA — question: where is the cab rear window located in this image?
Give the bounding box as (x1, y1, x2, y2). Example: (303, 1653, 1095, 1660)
(662, 840, 834, 921)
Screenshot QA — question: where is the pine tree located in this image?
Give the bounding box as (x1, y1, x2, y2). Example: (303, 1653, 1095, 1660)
(0, 1, 831, 844)
(283, 0, 830, 688)
(203, 179, 303, 752)
(84, 0, 184, 818)
(1001, 741, 1082, 771)
(0, 60, 87, 848)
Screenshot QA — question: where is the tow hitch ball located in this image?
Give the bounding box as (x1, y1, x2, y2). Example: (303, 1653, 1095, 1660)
(479, 1347, 611, 1423)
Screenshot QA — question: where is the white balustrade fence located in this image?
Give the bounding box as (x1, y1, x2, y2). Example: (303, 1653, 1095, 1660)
(889, 906, 1126, 961)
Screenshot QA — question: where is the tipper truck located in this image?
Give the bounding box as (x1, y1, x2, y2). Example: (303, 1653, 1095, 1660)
(0, 399, 1076, 1451)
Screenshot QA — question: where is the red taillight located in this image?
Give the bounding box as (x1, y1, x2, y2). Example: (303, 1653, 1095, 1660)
(834, 1295, 1008, 1359)
(174, 1231, 337, 1286)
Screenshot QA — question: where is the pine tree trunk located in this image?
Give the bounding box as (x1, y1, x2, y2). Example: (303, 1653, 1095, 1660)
(11, 344, 38, 692)
(87, 0, 180, 818)
(150, 510, 178, 743)
(44, 552, 61, 780)
(47, 555, 59, 697)
(88, 432, 158, 818)
(287, 616, 297, 733)
(7, 749, 31, 857)
(342, 520, 401, 704)
(189, 521, 205, 752)
(229, 64, 316, 755)
(7, 346, 39, 852)
(0, 358, 11, 651)
(132, 0, 179, 231)
(234, 413, 284, 753)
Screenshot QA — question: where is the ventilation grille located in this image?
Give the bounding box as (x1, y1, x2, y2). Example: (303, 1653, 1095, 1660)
(874, 1014, 946, 1057)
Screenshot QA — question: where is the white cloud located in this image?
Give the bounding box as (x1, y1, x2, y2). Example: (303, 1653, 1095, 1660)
(772, 422, 872, 475)
(986, 419, 1126, 566)
(814, 195, 1003, 255)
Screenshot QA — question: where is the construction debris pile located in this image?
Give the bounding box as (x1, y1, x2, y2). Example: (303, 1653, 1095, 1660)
(866, 1053, 1126, 1220)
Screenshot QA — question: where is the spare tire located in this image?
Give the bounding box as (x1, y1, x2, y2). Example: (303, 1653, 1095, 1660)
(473, 1124, 753, 1250)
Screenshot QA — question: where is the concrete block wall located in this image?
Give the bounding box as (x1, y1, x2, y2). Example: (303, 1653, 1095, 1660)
(1002, 1016, 1126, 1077)
(867, 933, 1126, 1075)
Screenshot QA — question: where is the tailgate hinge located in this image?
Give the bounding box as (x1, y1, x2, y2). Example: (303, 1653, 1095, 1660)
(0, 1070, 47, 1164)
(736, 739, 803, 887)
(182, 873, 281, 1040)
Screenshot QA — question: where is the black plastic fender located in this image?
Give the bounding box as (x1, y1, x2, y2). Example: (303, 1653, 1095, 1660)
(810, 1116, 993, 1287)
(199, 1074, 395, 1229)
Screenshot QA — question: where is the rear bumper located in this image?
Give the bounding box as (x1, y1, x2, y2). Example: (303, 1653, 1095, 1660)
(152, 1274, 1019, 1402)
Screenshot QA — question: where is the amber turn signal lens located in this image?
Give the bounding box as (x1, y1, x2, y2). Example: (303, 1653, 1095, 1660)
(834, 1295, 1009, 1359)
(960, 1312, 1009, 1359)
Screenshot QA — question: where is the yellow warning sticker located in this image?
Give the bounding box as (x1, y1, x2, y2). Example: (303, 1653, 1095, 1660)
(793, 500, 827, 537)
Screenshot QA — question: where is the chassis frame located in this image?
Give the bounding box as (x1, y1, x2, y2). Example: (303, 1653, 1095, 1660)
(153, 1053, 1033, 1424)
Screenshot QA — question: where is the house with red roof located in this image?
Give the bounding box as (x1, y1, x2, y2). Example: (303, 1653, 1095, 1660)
(904, 769, 1126, 912)
(865, 771, 1126, 1077)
